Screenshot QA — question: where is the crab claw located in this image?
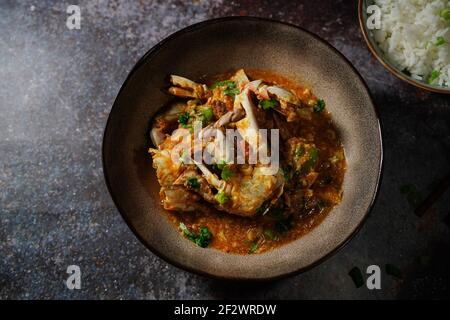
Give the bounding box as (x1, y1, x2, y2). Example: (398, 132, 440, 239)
(168, 75, 207, 99)
(267, 86, 301, 106)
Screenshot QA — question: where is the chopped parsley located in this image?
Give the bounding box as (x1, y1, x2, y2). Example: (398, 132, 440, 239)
(435, 36, 446, 47)
(427, 70, 440, 84)
(215, 191, 230, 205)
(179, 223, 212, 248)
(211, 80, 235, 89)
(212, 80, 239, 97)
(216, 160, 227, 171)
(200, 107, 214, 124)
(178, 112, 190, 126)
(259, 99, 279, 110)
(313, 99, 326, 113)
(440, 7, 450, 20)
(220, 165, 234, 181)
(186, 177, 200, 189)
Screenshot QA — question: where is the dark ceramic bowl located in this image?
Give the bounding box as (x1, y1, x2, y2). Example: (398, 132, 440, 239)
(103, 17, 382, 280)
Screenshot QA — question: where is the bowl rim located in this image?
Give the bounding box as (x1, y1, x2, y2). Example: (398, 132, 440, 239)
(358, 0, 450, 94)
(102, 16, 384, 281)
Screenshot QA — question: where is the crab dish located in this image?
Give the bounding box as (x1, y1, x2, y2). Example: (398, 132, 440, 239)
(149, 69, 346, 254)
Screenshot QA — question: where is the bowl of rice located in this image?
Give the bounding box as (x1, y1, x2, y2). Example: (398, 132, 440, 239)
(359, 0, 450, 93)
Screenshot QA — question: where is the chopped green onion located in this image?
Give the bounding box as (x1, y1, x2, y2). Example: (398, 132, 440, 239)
(215, 191, 230, 205)
(313, 99, 326, 113)
(178, 112, 190, 126)
(440, 7, 450, 20)
(186, 177, 200, 189)
(249, 242, 259, 254)
(385, 264, 402, 279)
(211, 80, 235, 89)
(220, 166, 234, 181)
(348, 267, 364, 288)
(435, 36, 446, 46)
(427, 70, 440, 84)
(259, 99, 278, 110)
(179, 222, 195, 241)
(179, 223, 212, 248)
(212, 80, 239, 97)
(200, 107, 214, 123)
(216, 160, 227, 171)
(224, 86, 240, 97)
(195, 227, 212, 248)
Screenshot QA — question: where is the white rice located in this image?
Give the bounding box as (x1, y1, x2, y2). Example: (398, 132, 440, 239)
(373, 0, 450, 87)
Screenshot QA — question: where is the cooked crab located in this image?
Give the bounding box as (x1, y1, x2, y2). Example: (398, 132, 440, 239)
(149, 69, 320, 217)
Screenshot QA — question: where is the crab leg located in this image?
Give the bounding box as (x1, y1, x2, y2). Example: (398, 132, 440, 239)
(168, 75, 208, 99)
(266, 86, 301, 106)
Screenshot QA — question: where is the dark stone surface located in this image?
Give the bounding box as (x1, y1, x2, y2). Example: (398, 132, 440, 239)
(0, 0, 449, 299)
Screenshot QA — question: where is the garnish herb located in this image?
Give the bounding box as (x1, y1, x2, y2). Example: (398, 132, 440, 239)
(178, 112, 190, 126)
(200, 107, 214, 123)
(348, 267, 364, 288)
(212, 80, 239, 97)
(224, 85, 240, 97)
(179, 223, 212, 248)
(221, 165, 234, 181)
(259, 99, 279, 110)
(195, 227, 212, 248)
(313, 99, 326, 113)
(212, 80, 235, 89)
(216, 160, 227, 171)
(435, 36, 446, 47)
(440, 7, 450, 20)
(215, 191, 230, 205)
(249, 242, 259, 254)
(385, 264, 402, 278)
(186, 177, 200, 189)
(427, 70, 440, 84)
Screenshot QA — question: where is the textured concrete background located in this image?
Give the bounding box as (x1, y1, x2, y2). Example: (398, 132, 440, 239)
(1, 0, 449, 299)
